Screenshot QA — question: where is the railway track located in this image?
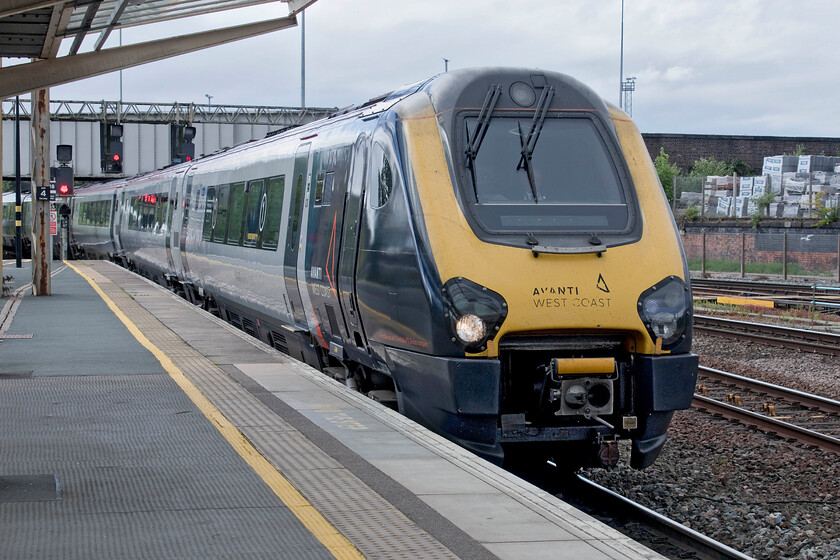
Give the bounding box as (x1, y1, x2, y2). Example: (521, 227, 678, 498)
(555, 474, 754, 560)
(694, 366, 840, 455)
(691, 278, 840, 312)
(694, 315, 840, 356)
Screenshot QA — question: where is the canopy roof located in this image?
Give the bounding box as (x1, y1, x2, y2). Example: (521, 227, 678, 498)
(0, 0, 314, 98)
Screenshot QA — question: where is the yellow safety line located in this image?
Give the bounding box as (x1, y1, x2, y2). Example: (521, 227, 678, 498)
(65, 261, 365, 560)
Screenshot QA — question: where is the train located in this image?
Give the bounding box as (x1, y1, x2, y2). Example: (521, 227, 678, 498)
(65, 67, 698, 470)
(2, 191, 31, 258)
(2, 191, 64, 260)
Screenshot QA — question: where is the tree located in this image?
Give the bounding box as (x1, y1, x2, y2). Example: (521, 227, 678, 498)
(653, 147, 681, 202)
(689, 157, 735, 177)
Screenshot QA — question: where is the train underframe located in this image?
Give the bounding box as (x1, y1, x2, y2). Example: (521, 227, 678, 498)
(385, 332, 698, 470)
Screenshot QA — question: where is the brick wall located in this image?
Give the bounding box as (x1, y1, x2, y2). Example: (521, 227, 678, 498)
(682, 229, 840, 271)
(642, 134, 840, 174)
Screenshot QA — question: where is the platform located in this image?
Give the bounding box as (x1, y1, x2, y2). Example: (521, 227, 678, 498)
(0, 259, 663, 559)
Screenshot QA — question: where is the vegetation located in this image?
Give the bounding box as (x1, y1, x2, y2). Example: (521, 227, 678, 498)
(653, 147, 681, 202)
(689, 157, 731, 177)
(749, 191, 777, 228)
(728, 158, 755, 177)
(687, 156, 754, 178)
(684, 205, 700, 221)
(813, 192, 840, 226)
(787, 144, 806, 157)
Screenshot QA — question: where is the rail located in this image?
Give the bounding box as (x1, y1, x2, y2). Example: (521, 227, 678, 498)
(693, 315, 840, 356)
(695, 366, 840, 454)
(692, 278, 840, 312)
(566, 474, 755, 560)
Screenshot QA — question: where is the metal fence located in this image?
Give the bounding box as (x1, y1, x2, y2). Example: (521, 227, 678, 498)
(682, 230, 840, 281)
(672, 173, 839, 220)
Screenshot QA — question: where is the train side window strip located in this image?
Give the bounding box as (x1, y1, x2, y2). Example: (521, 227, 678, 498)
(261, 175, 285, 251)
(321, 172, 334, 207)
(202, 186, 216, 241)
(227, 182, 246, 246)
(314, 170, 326, 206)
(243, 179, 264, 247)
(212, 184, 230, 243)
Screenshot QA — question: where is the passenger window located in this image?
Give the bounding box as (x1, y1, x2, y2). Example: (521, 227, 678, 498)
(227, 182, 246, 245)
(322, 172, 334, 206)
(314, 171, 326, 205)
(371, 142, 393, 208)
(261, 175, 285, 250)
(155, 193, 168, 233)
(243, 180, 264, 247)
(212, 185, 230, 243)
(203, 187, 216, 241)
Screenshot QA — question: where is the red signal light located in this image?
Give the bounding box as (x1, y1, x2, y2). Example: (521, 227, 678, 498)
(112, 154, 121, 162)
(186, 156, 192, 161)
(58, 184, 70, 195)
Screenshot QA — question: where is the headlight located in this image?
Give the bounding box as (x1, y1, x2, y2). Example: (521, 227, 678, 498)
(456, 314, 487, 343)
(637, 276, 692, 351)
(442, 277, 507, 352)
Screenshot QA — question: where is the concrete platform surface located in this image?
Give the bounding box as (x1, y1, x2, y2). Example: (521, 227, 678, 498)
(0, 259, 663, 559)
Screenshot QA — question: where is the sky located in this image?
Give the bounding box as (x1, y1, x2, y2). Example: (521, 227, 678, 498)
(31, 0, 840, 137)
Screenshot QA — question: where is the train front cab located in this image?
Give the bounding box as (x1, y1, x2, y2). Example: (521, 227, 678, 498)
(373, 69, 698, 470)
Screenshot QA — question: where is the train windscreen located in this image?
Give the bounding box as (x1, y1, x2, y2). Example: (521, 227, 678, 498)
(463, 115, 630, 233)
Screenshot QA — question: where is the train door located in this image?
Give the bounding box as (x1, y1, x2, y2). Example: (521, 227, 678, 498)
(165, 173, 183, 274)
(111, 191, 123, 255)
(283, 143, 310, 326)
(179, 173, 193, 277)
(303, 147, 353, 346)
(336, 135, 369, 348)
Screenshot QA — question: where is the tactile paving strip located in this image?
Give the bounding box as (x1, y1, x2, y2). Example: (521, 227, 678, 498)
(84, 261, 462, 560)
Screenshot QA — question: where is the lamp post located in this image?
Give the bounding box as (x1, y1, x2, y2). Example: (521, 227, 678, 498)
(300, 9, 305, 108)
(205, 94, 213, 107)
(619, 0, 625, 109)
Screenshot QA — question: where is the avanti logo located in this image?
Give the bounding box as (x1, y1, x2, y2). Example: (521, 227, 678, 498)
(596, 274, 610, 293)
(532, 286, 579, 296)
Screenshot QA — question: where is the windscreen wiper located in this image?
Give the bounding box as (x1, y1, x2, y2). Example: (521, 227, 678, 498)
(516, 85, 555, 172)
(517, 121, 539, 202)
(465, 84, 502, 170)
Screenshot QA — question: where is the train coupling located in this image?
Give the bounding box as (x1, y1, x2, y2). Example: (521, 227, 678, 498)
(596, 437, 621, 469)
(547, 357, 616, 419)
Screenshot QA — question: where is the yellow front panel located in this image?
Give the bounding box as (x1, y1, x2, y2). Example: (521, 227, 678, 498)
(398, 98, 686, 357)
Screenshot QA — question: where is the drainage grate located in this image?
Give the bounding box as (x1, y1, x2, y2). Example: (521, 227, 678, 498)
(0, 371, 34, 379)
(0, 474, 61, 503)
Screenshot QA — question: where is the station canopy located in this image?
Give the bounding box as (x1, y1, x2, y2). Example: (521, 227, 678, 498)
(0, 0, 316, 99)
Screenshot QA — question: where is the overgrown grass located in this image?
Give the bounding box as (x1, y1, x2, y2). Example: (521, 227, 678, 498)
(688, 258, 835, 277)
